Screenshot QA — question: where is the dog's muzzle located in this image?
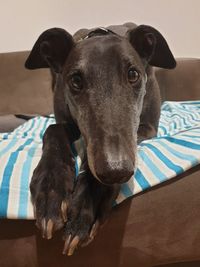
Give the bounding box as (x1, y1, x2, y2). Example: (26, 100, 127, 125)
(92, 158, 135, 185)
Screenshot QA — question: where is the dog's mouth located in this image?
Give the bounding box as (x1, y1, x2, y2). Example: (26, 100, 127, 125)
(99, 173, 134, 185)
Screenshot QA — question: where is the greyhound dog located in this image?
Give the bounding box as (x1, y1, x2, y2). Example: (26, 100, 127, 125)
(25, 22, 176, 255)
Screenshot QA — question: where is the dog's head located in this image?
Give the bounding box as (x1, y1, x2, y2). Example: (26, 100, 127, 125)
(25, 25, 176, 185)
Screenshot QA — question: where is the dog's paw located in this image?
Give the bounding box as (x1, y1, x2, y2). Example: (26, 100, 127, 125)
(30, 156, 75, 239)
(62, 171, 120, 255)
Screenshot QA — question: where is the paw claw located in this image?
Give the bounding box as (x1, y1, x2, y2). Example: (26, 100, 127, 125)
(67, 236, 80, 256)
(46, 219, 54, 239)
(63, 234, 72, 255)
(80, 237, 93, 247)
(41, 218, 47, 239)
(41, 218, 54, 239)
(89, 220, 100, 239)
(63, 235, 80, 256)
(80, 221, 100, 247)
(61, 201, 68, 222)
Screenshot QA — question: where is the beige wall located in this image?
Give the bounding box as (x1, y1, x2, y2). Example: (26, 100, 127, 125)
(0, 0, 199, 57)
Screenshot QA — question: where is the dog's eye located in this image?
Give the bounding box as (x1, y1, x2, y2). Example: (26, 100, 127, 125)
(128, 68, 140, 83)
(71, 74, 83, 90)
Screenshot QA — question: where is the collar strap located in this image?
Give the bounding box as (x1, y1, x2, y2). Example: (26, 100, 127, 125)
(83, 27, 117, 40)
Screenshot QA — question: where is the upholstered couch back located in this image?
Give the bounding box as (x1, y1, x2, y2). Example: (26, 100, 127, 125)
(0, 51, 53, 115)
(0, 51, 199, 116)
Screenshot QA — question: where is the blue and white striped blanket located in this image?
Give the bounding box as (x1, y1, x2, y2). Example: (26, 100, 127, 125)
(0, 101, 200, 219)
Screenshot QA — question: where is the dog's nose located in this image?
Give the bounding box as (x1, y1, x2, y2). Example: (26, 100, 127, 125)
(95, 161, 134, 185)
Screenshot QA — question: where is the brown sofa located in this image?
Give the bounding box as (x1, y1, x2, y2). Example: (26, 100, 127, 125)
(0, 51, 200, 267)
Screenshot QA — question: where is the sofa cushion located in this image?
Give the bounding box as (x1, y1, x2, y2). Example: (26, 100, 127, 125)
(0, 115, 26, 132)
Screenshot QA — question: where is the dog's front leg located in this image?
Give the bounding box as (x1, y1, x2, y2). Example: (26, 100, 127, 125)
(62, 159, 120, 255)
(30, 123, 77, 239)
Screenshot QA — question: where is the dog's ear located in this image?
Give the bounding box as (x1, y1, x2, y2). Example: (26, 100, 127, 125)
(25, 28, 74, 73)
(128, 25, 176, 69)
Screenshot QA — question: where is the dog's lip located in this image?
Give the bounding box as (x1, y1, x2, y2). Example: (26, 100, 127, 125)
(118, 174, 133, 184)
(95, 173, 134, 185)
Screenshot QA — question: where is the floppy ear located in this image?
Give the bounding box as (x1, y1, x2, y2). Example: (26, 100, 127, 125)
(128, 25, 176, 69)
(25, 28, 74, 73)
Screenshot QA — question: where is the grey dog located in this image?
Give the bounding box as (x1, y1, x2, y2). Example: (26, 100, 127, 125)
(25, 22, 176, 255)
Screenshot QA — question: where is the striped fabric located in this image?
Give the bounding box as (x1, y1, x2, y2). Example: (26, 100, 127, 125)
(0, 101, 200, 219)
